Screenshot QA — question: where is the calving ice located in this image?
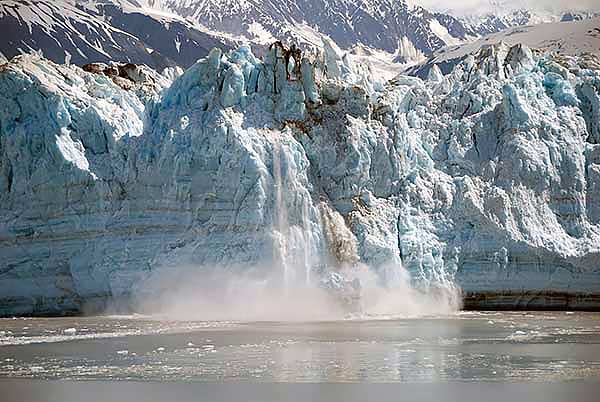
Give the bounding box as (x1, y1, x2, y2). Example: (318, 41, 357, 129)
(0, 30, 600, 317)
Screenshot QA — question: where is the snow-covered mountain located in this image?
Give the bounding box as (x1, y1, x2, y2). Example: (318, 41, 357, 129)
(5, 0, 597, 72)
(135, 0, 470, 62)
(0, 0, 240, 71)
(0, 0, 461, 68)
(1, 16, 600, 315)
(409, 17, 600, 78)
(119, 1, 600, 61)
(460, 8, 600, 36)
(1, 0, 597, 77)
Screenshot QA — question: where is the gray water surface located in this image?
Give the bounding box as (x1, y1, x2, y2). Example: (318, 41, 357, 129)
(1, 311, 599, 383)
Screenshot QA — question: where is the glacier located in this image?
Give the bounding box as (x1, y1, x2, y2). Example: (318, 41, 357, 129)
(1, 39, 600, 316)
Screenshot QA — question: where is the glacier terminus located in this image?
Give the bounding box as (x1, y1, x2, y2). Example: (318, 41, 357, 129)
(1, 31, 600, 316)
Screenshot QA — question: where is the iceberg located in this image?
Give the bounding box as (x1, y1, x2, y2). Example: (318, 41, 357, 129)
(0, 40, 599, 316)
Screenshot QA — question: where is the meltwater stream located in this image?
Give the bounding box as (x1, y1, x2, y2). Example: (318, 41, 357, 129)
(1, 312, 599, 382)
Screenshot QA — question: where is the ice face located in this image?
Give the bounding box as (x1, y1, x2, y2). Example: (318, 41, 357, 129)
(1, 41, 600, 316)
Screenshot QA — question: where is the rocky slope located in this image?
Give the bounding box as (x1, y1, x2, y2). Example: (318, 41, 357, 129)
(143, 0, 469, 61)
(117, 1, 600, 62)
(0, 0, 239, 71)
(1, 33, 600, 315)
(6, 0, 596, 73)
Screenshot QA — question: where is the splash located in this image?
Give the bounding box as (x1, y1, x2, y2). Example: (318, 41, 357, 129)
(132, 197, 460, 322)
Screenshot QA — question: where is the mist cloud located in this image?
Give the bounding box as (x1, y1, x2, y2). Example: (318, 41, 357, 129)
(131, 262, 461, 322)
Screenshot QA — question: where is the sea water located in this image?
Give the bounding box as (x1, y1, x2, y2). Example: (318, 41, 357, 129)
(1, 312, 599, 383)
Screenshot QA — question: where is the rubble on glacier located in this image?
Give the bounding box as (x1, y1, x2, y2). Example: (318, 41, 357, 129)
(1, 36, 600, 316)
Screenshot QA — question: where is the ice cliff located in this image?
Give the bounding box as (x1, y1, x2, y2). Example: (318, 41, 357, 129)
(1, 40, 600, 316)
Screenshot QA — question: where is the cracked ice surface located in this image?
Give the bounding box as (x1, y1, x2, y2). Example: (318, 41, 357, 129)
(1, 40, 600, 315)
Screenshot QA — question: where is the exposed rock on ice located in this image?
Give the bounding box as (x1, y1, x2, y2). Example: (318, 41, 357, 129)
(1, 40, 600, 315)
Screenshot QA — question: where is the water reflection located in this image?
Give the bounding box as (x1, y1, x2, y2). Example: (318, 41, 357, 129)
(1, 312, 600, 382)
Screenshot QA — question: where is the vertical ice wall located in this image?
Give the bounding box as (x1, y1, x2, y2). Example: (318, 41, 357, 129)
(1, 39, 600, 316)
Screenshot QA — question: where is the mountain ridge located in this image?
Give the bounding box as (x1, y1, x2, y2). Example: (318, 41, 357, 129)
(3, 0, 597, 72)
